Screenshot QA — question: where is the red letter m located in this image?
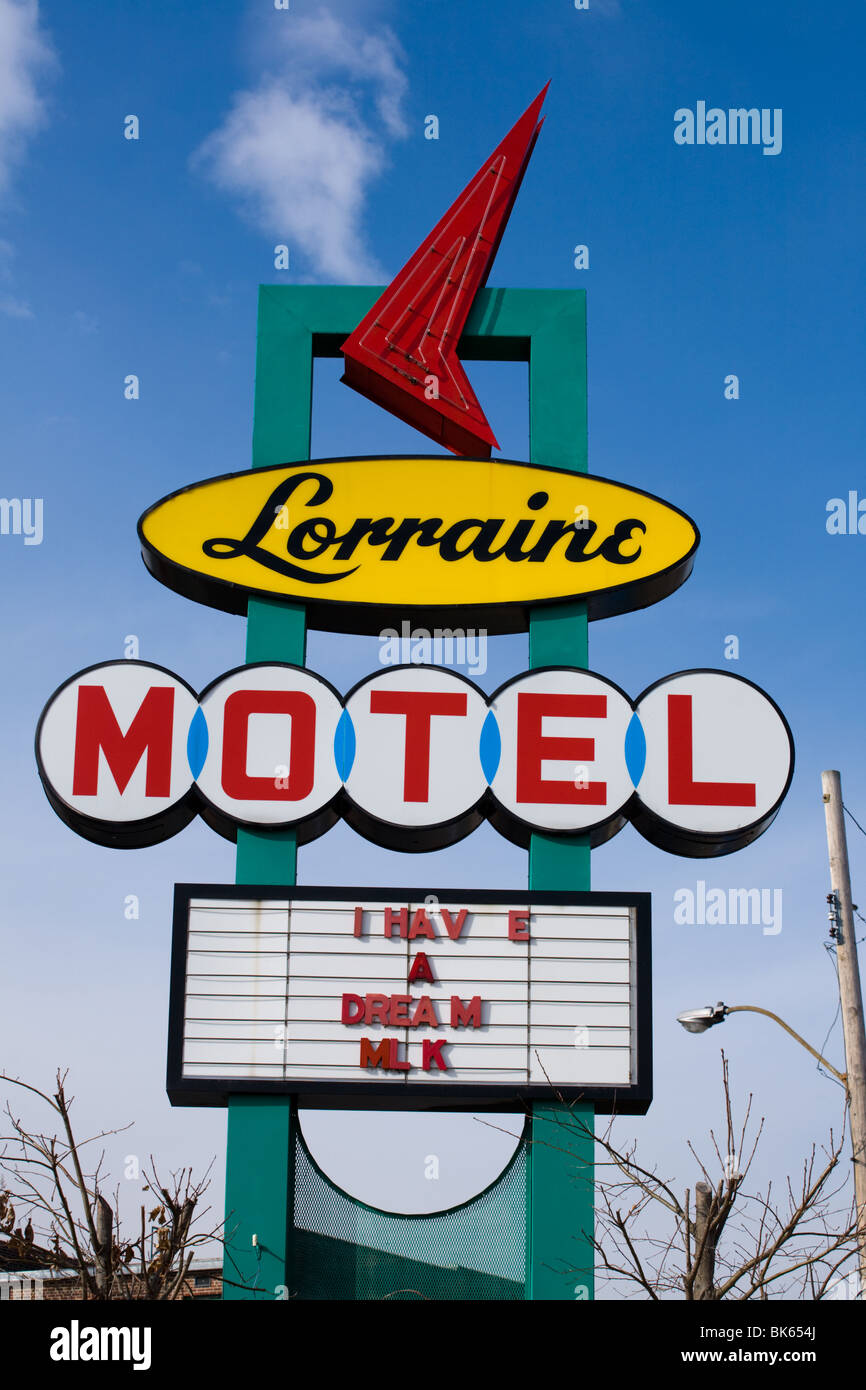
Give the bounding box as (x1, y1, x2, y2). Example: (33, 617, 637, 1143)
(72, 686, 175, 797)
(359, 1038, 389, 1069)
(450, 996, 482, 1029)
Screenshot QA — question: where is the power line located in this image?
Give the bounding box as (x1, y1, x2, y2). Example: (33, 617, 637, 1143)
(838, 805, 866, 940)
(818, 942, 845, 1089)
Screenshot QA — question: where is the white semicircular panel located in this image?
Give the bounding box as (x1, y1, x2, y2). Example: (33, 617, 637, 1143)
(488, 667, 634, 839)
(298, 1109, 524, 1215)
(632, 669, 794, 851)
(343, 665, 488, 841)
(37, 660, 198, 836)
(196, 663, 343, 829)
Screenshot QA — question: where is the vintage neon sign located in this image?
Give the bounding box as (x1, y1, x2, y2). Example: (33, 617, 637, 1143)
(36, 660, 793, 856)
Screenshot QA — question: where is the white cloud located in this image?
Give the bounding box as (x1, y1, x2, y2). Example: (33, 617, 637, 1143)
(0, 0, 55, 198)
(0, 293, 33, 318)
(270, 9, 408, 141)
(194, 5, 408, 282)
(0, 2, 54, 319)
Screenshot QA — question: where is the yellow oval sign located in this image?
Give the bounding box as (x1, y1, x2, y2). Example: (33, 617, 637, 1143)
(139, 456, 699, 634)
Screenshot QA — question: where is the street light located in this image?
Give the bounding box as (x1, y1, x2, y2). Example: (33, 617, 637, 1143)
(677, 1001, 847, 1084)
(676, 1003, 727, 1034)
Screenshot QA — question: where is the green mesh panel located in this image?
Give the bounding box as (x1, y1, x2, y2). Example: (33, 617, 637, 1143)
(290, 1123, 527, 1301)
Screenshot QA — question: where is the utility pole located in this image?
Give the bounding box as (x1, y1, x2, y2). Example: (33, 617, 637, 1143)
(693, 1182, 717, 1300)
(821, 769, 866, 1292)
(94, 1193, 113, 1298)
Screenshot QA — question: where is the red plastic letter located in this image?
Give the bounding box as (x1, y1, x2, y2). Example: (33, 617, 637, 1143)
(667, 695, 756, 807)
(388, 1038, 411, 1071)
(365, 994, 390, 1026)
(440, 908, 469, 940)
(515, 693, 607, 805)
(409, 908, 436, 940)
(221, 689, 316, 802)
(369, 690, 467, 802)
(359, 1038, 388, 1069)
(73, 685, 175, 797)
(450, 996, 482, 1029)
(408, 952, 436, 984)
(422, 1039, 449, 1072)
(341, 994, 365, 1025)
(410, 996, 439, 1028)
(508, 910, 530, 942)
(384, 907, 409, 939)
(390, 995, 412, 1027)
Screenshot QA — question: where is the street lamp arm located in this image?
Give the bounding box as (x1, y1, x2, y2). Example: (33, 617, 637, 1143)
(725, 1005, 848, 1085)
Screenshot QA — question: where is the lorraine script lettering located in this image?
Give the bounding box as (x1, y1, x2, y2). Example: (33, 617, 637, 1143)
(202, 471, 646, 586)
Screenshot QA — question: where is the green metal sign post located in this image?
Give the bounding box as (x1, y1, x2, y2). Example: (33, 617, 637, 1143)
(222, 285, 594, 1302)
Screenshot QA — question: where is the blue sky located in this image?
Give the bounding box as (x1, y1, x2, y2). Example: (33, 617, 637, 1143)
(2, 0, 865, 1292)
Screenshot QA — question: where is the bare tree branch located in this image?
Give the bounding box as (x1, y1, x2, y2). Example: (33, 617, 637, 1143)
(0, 1070, 224, 1301)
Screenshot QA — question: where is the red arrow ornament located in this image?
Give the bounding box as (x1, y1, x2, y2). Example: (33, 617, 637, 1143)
(340, 85, 548, 457)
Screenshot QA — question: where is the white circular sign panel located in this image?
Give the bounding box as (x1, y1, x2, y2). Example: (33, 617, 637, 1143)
(195, 664, 343, 832)
(343, 666, 489, 848)
(35, 658, 796, 859)
(488, 667, 635, 845)
(36, 661, 199, 845)
(632, 670, 794, 854)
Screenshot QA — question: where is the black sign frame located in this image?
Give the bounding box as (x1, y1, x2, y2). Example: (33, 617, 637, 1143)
(167, 883, 652, 1114)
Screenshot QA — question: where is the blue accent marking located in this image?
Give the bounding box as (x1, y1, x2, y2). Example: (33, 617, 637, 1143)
(334, 709, 356, 782)
(479, 710, 501, 784)
(625, 712, 646, 787)
(186, 707, 209, 780)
